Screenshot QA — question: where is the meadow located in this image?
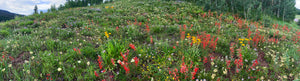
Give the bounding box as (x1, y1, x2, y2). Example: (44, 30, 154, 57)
(0, 0, 299, 80)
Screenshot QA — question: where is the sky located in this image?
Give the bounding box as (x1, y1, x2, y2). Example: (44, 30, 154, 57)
(0, 0, 66, 15)
(1, 0, 300, 15)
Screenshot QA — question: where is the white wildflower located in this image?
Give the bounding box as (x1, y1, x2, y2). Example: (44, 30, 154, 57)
(57, 68, 62, 71)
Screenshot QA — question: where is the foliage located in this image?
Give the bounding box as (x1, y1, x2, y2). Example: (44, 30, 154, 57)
(0, 0, 299, 80)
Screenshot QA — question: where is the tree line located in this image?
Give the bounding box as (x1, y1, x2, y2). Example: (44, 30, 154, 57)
(169, 0, 296, 22)
(47, 0, 106, 12)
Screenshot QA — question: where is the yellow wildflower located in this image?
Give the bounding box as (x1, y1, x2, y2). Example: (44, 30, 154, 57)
(242, 44, 245, 46)
(192, 36, 196, 43)
(105, 6, 109, 9)
(105, 31, 110, 38)
(245, 38, 249, 41)
(111, 6, 114, 8)
(186, 33, 191, 39)
(197, 39, 201, 44)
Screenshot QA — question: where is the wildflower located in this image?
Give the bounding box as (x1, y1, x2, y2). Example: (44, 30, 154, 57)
(1, 68, 5, 72)
(27, 70, 30, 74)
(129, 44, 136, 51)
(211, 62, 215, 66)
(94, 71, 99, 77)
(213, 69, 218, 72)
(57, 68, 62, 71)
(111, 6, 114, 8)
(105, 31, 110, 38)
(146, 24, 150, 33)
(131, 58, 135, 62)
(78, 60, 81, 63)
(186, 33, 191, 39)
(192, 67, 199, 80)
(181, 31, 185, 41)
(8, 64, 12, 68)
(116, 26, 119, 31)
(117, 60, 121, 64)
(150, 36, 153, 43)
(111, 58, 115, 65)
(190, 24, 193, 29)
(223, 69, 227, 74)
(192, 36, 197, 43)
(98, 56, 103, 69)
(105, 6, 109, 9)
(134, 57, 139, 66)
(211, 74, 216, 79)
(25, 60, 29, 63)
(203, 57, 208, 64)
(87, 61, 90, 66)
(9, 56, 14, 61)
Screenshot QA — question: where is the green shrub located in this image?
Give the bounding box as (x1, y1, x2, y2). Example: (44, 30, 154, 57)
(24, 21, 34, 26)
(0, 30, 10, 38)
(15, 28, 32, 34)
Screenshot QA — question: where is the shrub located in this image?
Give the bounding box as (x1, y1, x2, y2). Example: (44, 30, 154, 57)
(0, 30, 10, 38)
(15, 28, 32, 34)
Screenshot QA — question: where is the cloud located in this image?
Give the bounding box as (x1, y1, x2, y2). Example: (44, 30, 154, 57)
(296, 0, 300, 9)
(0, 0, 66, 15)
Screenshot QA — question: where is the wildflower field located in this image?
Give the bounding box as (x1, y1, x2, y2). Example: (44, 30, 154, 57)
(0, 0, 300, 80)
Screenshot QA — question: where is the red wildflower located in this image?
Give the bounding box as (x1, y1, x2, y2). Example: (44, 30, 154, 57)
(191, 67, 199, 80)
(203, 57, 208, 64)
(129, 44, 136, 51)
(124, 65, 130, 74)
(116, 26, 119, 31)
(94, 71, 99, 77)
(226, 60, 231, 69)
(46, 74, 50, 80)
(120, 52, 128, 62)
(183, 24, 187, 30)
(98, 56, 103, 70)
(181, 31, 185, 41)
(73, 48, 76, 51)
(111, 58, 115, 65)
(134, 18, 137, 25)
(150, 36, 153, 44)
(9, 56, 14, 61)
(173, 46, 176, 49)
(180, 65, 187, 73)
(146, 24, 150, 33)
(77, 49, 81, 54)
(190, 24, 193, 29)
(134, 57, 139, 66)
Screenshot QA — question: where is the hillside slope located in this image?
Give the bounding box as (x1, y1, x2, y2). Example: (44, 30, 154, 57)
(0, 9, 23, 22)
(0, 0, 299, 80)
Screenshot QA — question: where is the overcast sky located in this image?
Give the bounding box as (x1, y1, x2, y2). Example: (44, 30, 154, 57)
(1, 0, 300, 15)
(0, 0, 66, 15)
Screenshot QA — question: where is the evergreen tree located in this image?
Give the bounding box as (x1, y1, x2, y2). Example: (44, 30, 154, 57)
(34, 5, 38, 14)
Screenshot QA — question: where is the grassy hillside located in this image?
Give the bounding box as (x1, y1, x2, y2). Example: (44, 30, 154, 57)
(0, 0, 299, 80)
(0, 10, 23, 22)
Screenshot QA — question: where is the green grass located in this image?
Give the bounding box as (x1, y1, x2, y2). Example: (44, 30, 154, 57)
(0, 0, 299, 80)
(295, 15, 300, 19)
